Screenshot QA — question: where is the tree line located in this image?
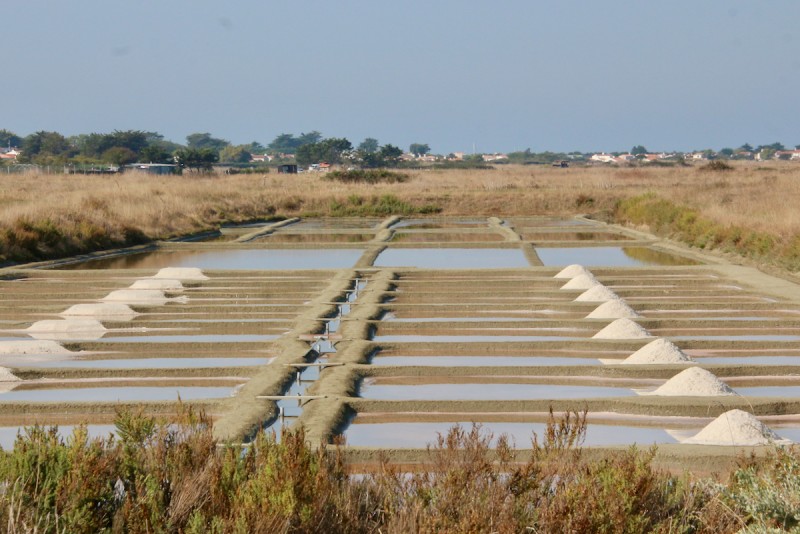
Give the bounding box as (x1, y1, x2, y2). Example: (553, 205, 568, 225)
(0, 128, 432, 171)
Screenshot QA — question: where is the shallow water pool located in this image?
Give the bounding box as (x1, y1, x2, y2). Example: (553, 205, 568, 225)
(535, 247, 697, 267)
(0, 386, 236, 402)
(344, 421, 684, 448)
(61, 249, 364, 270)
(373, 248, 530, 269)
(358, 382, 636, 401)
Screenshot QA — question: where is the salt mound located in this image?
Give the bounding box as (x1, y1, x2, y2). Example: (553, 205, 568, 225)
(61, 303, 139, 319)
(102, 289, 170, 304)
(651, 367, 735, 396)
(575, 285, 619, 302)
(554, 264, 591, 279)
(152, 267, 208, 281)
(130, 279, 184, 290)
(622, 338, 694, 365)
(586, 299, 640, 319)
(560, 273, 599, 290)
(0, 367, 21, 382)
(0, 340, 71, 355)
(683, 410, 791, 446)
(592, 318, 652, 339)
(27, 319, 106, 333)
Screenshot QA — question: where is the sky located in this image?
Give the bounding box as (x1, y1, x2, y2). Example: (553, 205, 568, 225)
(3, 1, 799, 154)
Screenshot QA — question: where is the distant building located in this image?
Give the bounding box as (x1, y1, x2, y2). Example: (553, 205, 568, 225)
(0, 149, 20, 161)
(277, 164, 298, 174)
(250, 154, 272, 163)
(481, 153, 508, 162)
(123, 163, 179, 175)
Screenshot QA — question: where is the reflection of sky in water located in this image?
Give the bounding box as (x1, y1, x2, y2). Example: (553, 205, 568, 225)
(0, 424, 118, 450)
(535, 247, 696, 267)
(372, 356, 600, 366)
(374, 248, 530, 268)
(694, 356, 800, 366)
(344, 421, 682, 448)
(60, 249, 364, 270)
(737, 386, 800, 397)
(373, 335, 586, 342)
(0, 387, 235, 402)
(359, 382, 636, 401)
(24, 357, 271, 369)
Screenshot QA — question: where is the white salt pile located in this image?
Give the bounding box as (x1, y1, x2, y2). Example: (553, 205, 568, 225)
(0, 340, 71, 355)
(682, 409, 791, 446)
(26, 319, 107, 341)
(650, 367, 735, 396)
(575, 285, 619, 302)
(592, 318, 652, 339)
(129, 279, 184, 291)
(0, 367, 21, 382)
(560, 273, 599, 290)
(586, 299, 640, 319)
(152, 267, 208, 281)
(102, 289, 171, 305)
(61, 303, 139, 319)
(27, 319, 106, 334)
(622, 338, 695, 365)
(554, 264, 590, 279)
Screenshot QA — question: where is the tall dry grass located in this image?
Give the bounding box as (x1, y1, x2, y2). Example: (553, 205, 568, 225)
(2, 162, 800, 264)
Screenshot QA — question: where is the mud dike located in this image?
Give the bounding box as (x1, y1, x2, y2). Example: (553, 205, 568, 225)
(1, 215, 800, 471)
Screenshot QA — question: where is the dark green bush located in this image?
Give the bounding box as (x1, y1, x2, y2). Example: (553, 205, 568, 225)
(324, 169, 409, 184)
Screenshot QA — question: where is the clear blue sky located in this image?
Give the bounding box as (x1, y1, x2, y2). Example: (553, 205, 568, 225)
(3, 1, 799, 154)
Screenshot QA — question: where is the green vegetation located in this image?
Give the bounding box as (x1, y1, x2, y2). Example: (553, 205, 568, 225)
(0, 217, 147, 265)
(4, 408, 800, 532)
(328, 194, 440, 217)
(615, 194, 800, 271)
(323, 169, 409, 184)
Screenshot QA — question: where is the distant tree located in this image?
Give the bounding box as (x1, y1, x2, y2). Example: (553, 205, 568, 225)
(719, 148, 734, 157)
(379, 144, 403, 166)
(102, 147, 138, 166)
(0, 129, 22, 148)
(630, 145, 648, 155)
(296, 137, 353, 166)
(738, 143, 754, 152)
(757, 142, 785, 152)
(174, 148, 219, 172)
(139, 145, 174, 164)
(186, 133, 230, 153)
(268, 133, 299, 154)
(219, 145, 253, 164)
(19, 131, 74, 163)
(297, 131, 322, 145)
(358, 137, 380, 154)
(77, 130, 149, 160)
(409, 143, 431, 156)
(246, 141, 266, 154)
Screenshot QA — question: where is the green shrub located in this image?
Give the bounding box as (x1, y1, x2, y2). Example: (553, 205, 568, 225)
(323, 169, 409, 184)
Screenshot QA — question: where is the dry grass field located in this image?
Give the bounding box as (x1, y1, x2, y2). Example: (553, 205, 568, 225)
(2, 161, 800, 268)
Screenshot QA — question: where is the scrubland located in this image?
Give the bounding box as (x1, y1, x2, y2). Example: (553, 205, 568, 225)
(3, 408, 800, 533)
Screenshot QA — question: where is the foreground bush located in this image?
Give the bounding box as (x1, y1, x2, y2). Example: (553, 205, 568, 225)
(3, 407, 798, 532)
(323, 169, 409, 184)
